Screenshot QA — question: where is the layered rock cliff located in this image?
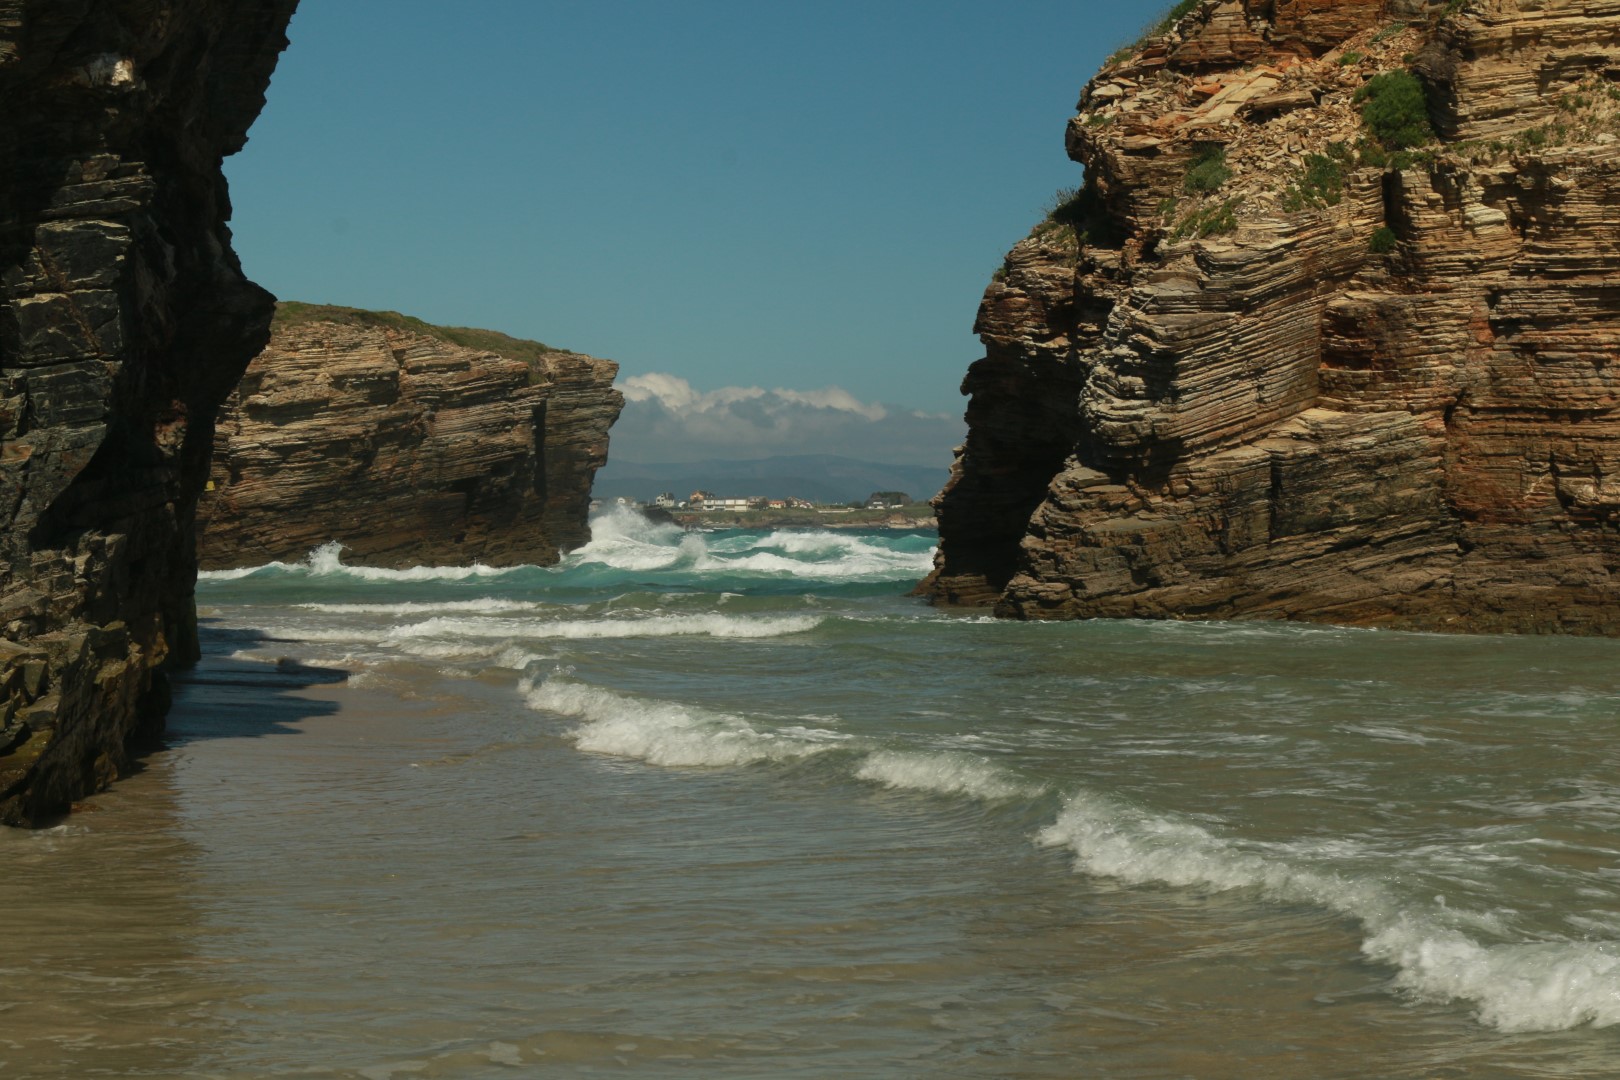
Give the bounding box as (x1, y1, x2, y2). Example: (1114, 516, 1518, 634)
(196, 305, 623, 569)
(0, 1, 297, 823)
(930, 0, 1620, 633)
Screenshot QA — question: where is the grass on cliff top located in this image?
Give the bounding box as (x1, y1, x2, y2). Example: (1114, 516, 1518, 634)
(1038, 182, 1123, 247)
(273, 302, 564, 365)
(1106, 0, 1200, 67)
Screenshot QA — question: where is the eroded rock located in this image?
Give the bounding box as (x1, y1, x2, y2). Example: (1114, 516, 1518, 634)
(930, 0, 1620, 634)
(197, 308, 624, 569)
(0, 1, 297, 824)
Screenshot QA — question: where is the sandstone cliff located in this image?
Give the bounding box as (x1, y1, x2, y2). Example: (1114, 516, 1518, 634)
(196, 305, 623, 569)
(0, 1, 296, 823)
(930, 0, 1620, 634)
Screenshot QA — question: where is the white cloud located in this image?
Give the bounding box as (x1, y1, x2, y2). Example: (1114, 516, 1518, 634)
(620, 373, 886, 422)
(607, 372, 963, 466)
(620, 373, 766, 412)
(771, 386, 886, 421)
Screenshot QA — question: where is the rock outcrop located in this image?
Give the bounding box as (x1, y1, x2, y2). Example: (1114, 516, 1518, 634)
(196, 305, 623, 569)
(0, 1, 297, 823)
(930, 0, 1620, 634)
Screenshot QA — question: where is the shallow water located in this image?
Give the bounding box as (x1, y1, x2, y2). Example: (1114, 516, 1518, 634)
(5, 507, 1620, 1077)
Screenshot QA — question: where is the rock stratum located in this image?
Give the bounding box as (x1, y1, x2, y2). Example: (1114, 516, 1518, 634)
(196, 305, 623, 570)
(929, 0, 1620, 633)
(0, 1, 297, 823)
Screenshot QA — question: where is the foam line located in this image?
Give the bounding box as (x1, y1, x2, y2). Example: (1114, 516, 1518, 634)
(1037, 792, 1620, 1032)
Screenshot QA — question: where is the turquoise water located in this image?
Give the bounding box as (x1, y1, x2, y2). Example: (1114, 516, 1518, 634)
(5, 507, 1620, 1077)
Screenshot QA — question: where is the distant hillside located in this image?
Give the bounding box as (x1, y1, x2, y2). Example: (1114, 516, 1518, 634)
(592, 455, 950, 505)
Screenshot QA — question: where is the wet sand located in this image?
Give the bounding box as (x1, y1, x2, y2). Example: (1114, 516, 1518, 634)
(0, 646, 357, 1078)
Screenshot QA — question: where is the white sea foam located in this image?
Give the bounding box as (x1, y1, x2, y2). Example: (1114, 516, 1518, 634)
(386, 613, 822, 642)
(1369, 921, 1620, 1031)
(854, 750, 1043, 802)
(255, 612, 822, 648)
(1037, 791, 1620, 1032)
(693, 546, 933, 580)
(304, 543, 523, 581)
(1340, 724, 1443, 746)
(296, 599, 549, 615)
(198, 542, 528, 582)
(198, 561, 299, 581)
(526, 679, 840, 767)
(394, 640, 549, 670)
(530, 674, 1042, 802)
(206, 508, 935, 589)
(568, 507, 695, 571)
(563, 505, 935, 582)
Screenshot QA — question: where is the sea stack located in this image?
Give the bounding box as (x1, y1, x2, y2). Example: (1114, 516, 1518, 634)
(196, 305, 624, 569)
(0, 1, 298, 824)
(928, 0, 1620, 634)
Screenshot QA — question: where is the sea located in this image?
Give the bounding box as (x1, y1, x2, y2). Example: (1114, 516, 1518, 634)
(4, 506, 1620, 1078)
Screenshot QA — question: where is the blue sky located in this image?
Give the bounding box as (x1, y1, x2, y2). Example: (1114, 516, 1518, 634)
(226, 1, 1148, 461)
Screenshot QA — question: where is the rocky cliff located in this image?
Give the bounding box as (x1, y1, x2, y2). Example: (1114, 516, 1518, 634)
(0, 1, 296, 823)
(196, 305, 623, 569)
(929, 0, 1620, 633)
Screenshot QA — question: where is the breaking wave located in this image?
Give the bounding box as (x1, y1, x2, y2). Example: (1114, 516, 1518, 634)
(273, 612, 824, 646)
(198, 507, 935, 592)
(562, 506, 936, 585)
(199, 541, 524, 583)
(524, 678, 845, 767)
(525, 675, 1041, 806)
(1037, 792, 1620, 1033)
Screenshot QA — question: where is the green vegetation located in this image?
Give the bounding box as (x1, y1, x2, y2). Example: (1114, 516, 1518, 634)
(1152, 0, 1200, 35)
(1356, 136, 1436, 170)
(1355, 70, 1434, 149)
(1037, 185, 1083, 243)
(1107, 0, 1201, 66)
(273, 302, 563, 367)
(1399, 74, 1620, 170)
(1369, 227, 1399, 253)
(1389, 148, 1437, 170)
(1450, 76, 1620, 164)
(1371, 22, 1407, 43)
(1338, 51, 1363, 67)
(1172, 196, 1242, 241)
(1043, 186, 1085, 223)
(1038, 182, 1122, 246)
(1280, 145, 1350, 212)
(1182, 144, 1231, 194)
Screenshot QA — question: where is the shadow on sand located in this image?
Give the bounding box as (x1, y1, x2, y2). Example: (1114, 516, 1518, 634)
(165, 620, 350, 742)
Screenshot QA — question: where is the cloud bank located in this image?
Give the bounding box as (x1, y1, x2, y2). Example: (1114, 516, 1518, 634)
(609, 373, 964, 466)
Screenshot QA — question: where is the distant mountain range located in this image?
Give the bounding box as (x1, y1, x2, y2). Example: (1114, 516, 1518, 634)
(592, 454, 951, 505)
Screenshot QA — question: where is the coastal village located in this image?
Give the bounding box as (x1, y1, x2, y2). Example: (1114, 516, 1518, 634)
(591, 490, 937, 527)
(595, 490, 914, 512)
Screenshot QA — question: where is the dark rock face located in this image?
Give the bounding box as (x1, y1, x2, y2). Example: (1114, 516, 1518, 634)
(930, 0, 1620, 634)
(196, 317, 623, 569)
(0, 0, 297, 824)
